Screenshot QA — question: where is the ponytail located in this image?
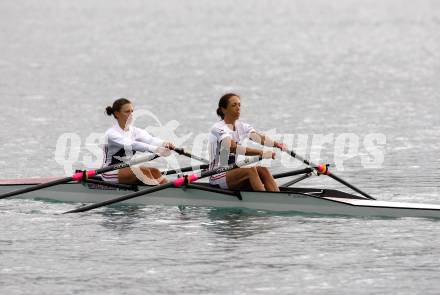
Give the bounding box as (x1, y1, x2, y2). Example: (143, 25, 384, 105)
(105, 106, 114, 116)
(105, 98, 131, 118)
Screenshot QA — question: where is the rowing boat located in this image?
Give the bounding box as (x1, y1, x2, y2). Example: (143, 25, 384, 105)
(1, 178, 440, 218)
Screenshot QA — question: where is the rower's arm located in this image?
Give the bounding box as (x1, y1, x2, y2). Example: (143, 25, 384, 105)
(249, 131, 283, 149)
(222, 137, 268, 157)
(107, 132, 158, 153)
(135, 128, 164, 147)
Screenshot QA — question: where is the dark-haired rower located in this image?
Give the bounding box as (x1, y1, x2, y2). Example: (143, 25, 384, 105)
(208, 93, 284, 191)
(102, 98, 175, 185)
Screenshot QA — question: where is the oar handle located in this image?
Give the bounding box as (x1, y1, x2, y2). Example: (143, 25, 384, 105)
(285, 148, 316, 167)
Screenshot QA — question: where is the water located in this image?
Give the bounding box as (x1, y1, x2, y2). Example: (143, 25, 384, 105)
(1, 0, 440, 294)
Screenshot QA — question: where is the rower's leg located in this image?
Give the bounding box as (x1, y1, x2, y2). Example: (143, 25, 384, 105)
(144, 167, 168, 184)
(118, 167, 139, 183)
(256, 167, 280, 192)
(226, 167, 265, 191)
(118, 167, 166, 185)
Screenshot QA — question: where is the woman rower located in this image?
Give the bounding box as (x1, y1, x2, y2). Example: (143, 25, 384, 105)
(208, 93, 285, 191)
(102, 98, 175, 184)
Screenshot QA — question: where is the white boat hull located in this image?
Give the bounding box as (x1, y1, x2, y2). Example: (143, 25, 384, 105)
(1, 179, 440, 218)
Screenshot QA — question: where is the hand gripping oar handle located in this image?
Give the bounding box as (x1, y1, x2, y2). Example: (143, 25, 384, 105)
(0, 153, 160, 200)
(63, 156, 262, 214)
(283, 148, 376, 200)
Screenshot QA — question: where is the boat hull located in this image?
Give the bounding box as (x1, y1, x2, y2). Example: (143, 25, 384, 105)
(1, 179, 440, 218)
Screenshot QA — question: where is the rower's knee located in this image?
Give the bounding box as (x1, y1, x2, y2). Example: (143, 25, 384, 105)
(256, 166, 271, 178)
(256, 166, 270, 174)
(141, 167, 166, 184)
(248, 166, 259, 177)
(159, 178, 169, 184)
(150, 167, 161, 176)
(140, 167, 158, 176)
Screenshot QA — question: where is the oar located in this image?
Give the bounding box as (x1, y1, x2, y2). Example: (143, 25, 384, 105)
(173, 148, 209, 164)
(160, 148, 209, 175)
(161, 164, 209, 176)
(281, 148, 376, 200)
(280, 173, 312, 187)
(272, 168, 313, 179)
(0, 147, 206, 200)
(0, 153, 161, 200)
(63, 156, 262, 214)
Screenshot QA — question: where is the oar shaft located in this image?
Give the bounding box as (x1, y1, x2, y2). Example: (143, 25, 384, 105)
(162, 164, 209, 176)
(0, 177, 73, 200)
(173, 148, 209, 164)
(64, 156, 262, 214)
(0, 153, 160, 200)
(199, 156, 261, 178)
(94, 153, 160, 175)
(326, 172, 374, 200)
(272, 168, 313, 179)
(0, 147, 197, 200)
(281, 173, 312, 187)
(283, 148, 376, 200)
(64, 183, 174, 213)
(286, 149, 316, 167)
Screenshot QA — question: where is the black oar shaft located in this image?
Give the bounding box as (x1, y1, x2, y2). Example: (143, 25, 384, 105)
(272, 168, 313, 179)
(64, 183, 174, 213)
(0, 153, 159, 200)
(287, 150, 313, 166)
(162, 164, 209, 176)
(0, 177, 73, 200)
(94, 154, 159, 175)
(0, 148, 206, 200)
(326, 173, 374, 200)
(284, 148, 376, 200)
(174, 148, 209, 164)
(281, 173, 312, 187)
(64, 156, 262, 214)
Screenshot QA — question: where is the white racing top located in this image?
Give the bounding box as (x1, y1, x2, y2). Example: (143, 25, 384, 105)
(103, 123, 164, 166)
(208, 120, 255, 182)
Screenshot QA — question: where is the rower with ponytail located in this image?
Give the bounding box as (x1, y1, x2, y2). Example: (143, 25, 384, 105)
(208, 93, 285, 192)
(101, 98, 176, 185)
